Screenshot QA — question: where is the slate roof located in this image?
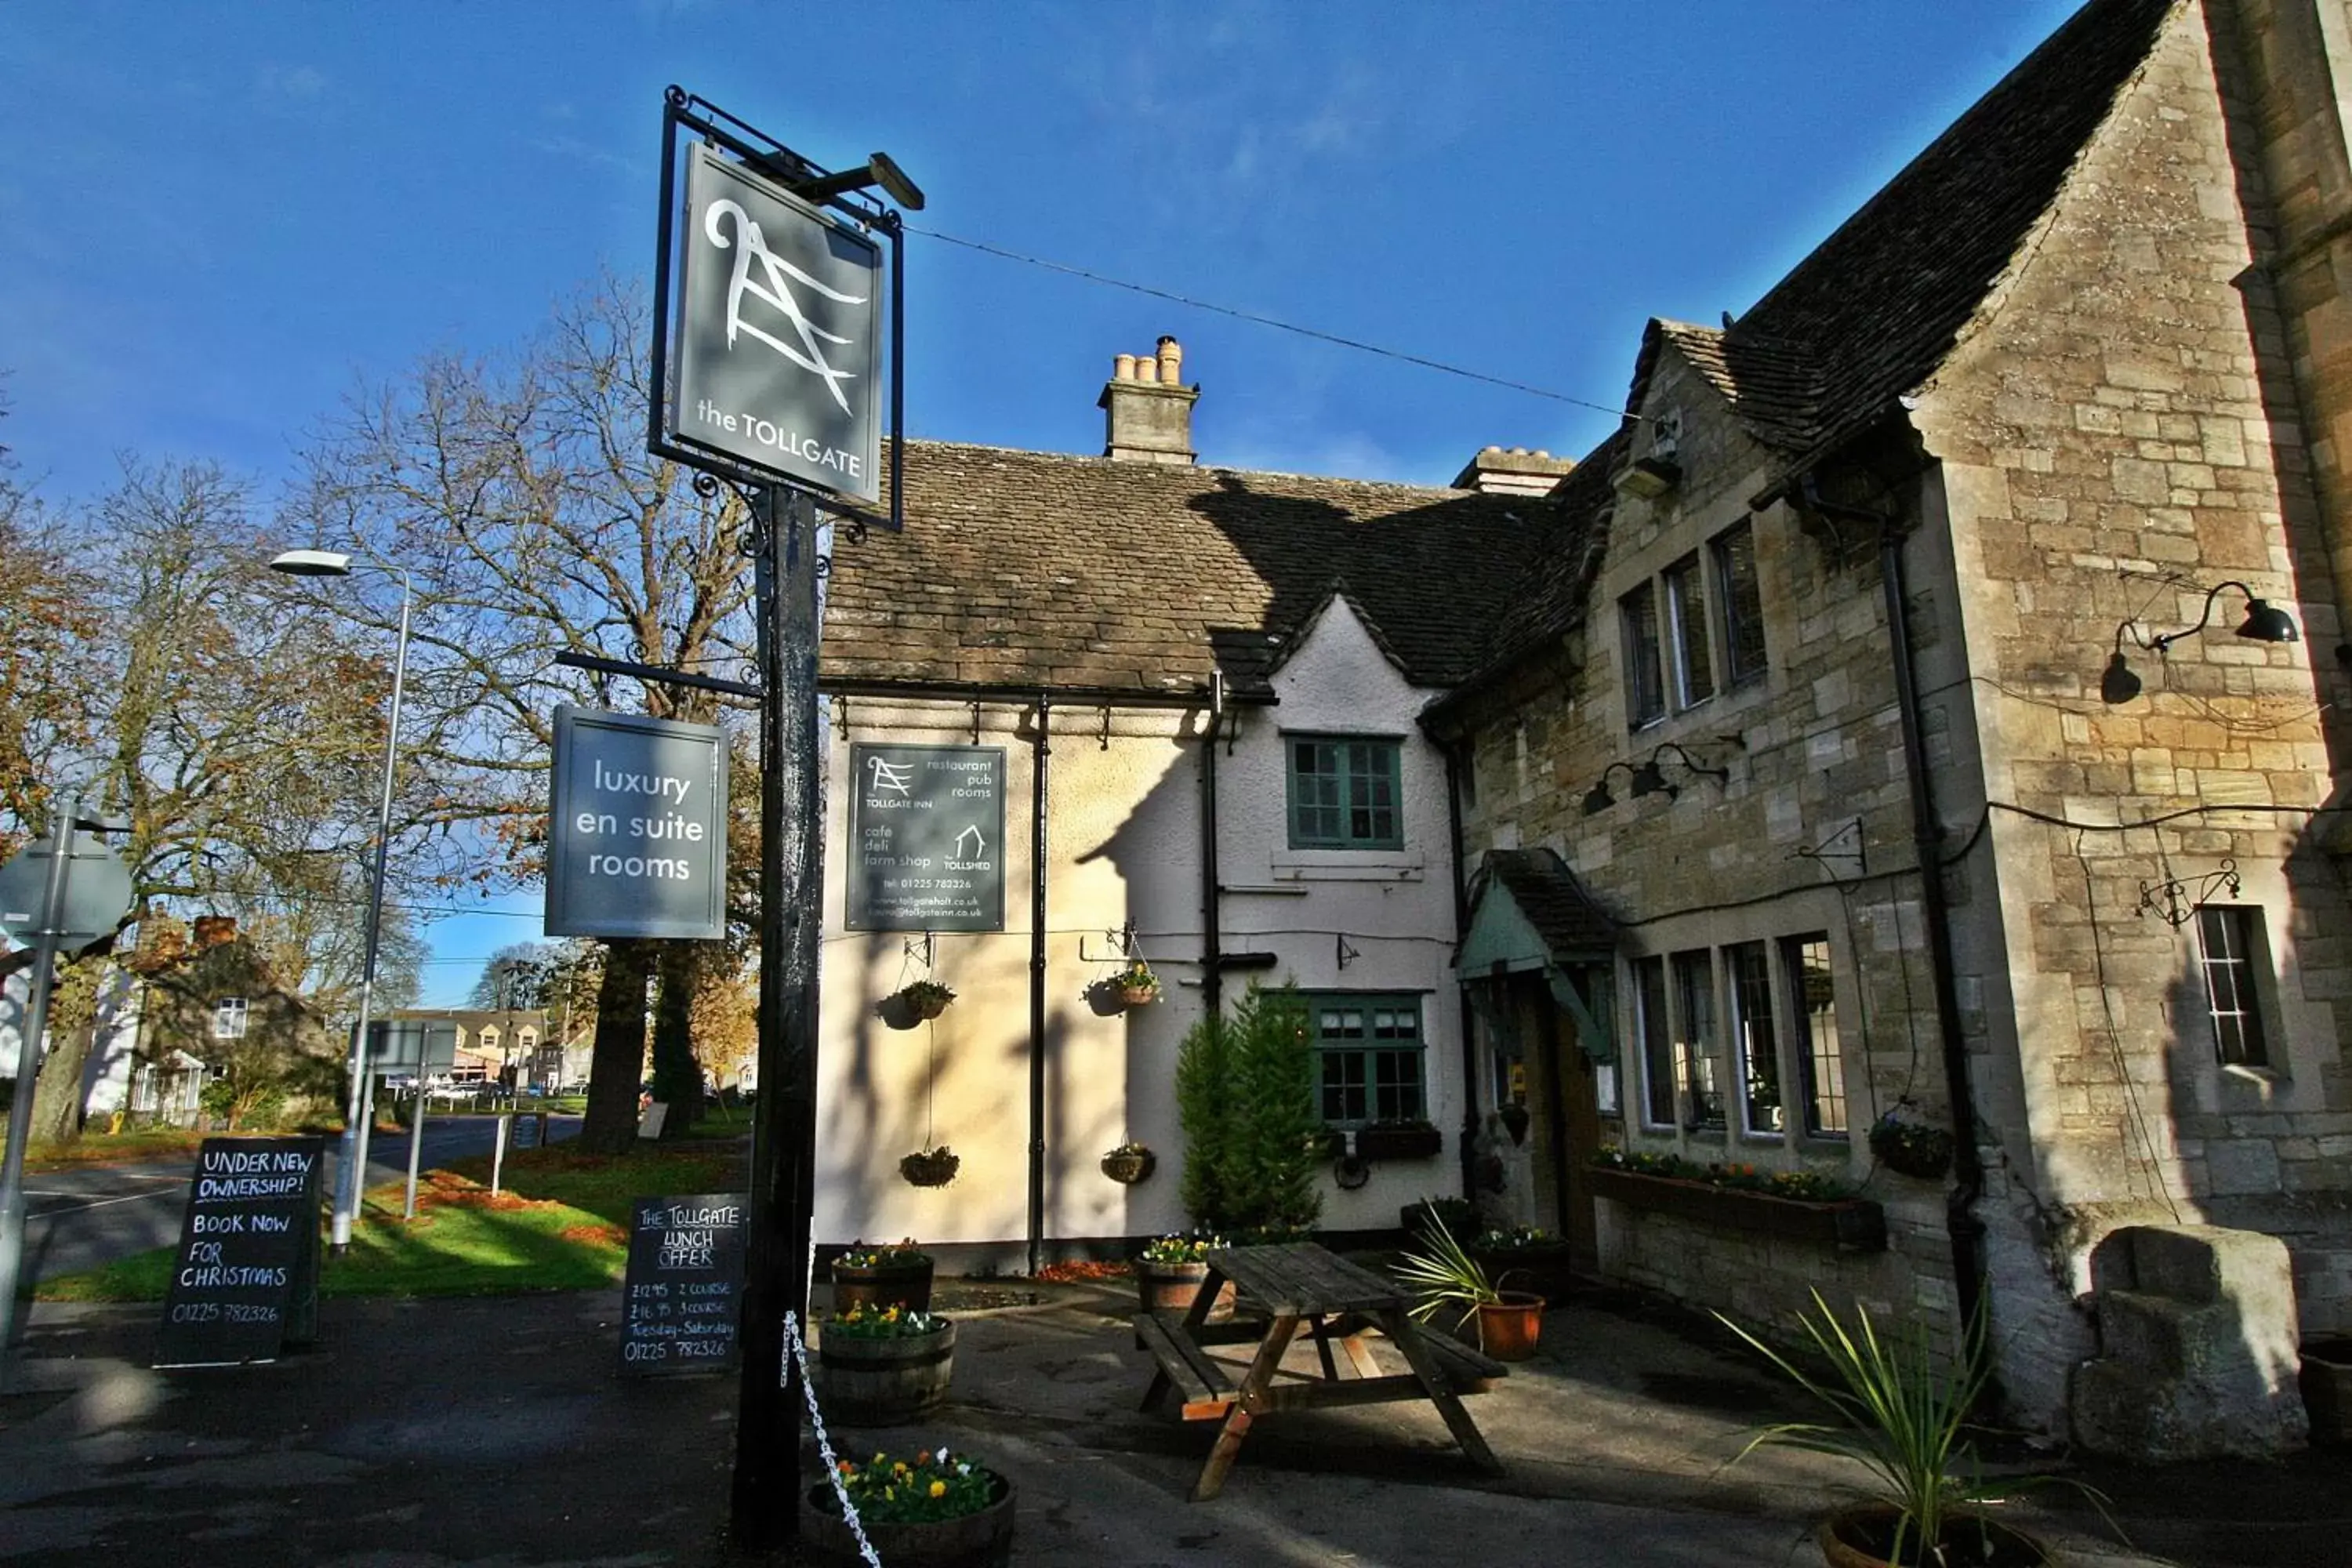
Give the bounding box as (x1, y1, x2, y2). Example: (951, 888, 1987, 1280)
(1693, 0, 2176, 475)
(1475, 848, 1620, 959)
(1444, 0, 2176, 706)
(821, 439, 1587, 698)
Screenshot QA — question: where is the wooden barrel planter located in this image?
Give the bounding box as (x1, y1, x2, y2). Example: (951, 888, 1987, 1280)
(1136, 1261, 1234, 1323)
(831, 1256, 935, 1314)
(816, 1319, 957, 1424)
(804, 1473, 1015, 1567)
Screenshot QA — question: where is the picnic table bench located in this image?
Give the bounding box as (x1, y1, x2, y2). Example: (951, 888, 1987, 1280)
(1134, 1241, 1507, 1500)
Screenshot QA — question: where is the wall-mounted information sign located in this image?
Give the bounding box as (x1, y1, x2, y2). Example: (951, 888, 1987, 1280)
(154, 1137, 325, 1367)
(846, 745, 1005, 933)
(617, 1191, 749, 1375)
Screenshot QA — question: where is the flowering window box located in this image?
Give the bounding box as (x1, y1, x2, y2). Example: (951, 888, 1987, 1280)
(1355, 1122, 1443, 1160)
(1586, 1164, 1886, 1252)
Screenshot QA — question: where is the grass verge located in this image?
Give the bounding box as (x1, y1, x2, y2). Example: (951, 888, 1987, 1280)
(35, 1141, 747, 1302)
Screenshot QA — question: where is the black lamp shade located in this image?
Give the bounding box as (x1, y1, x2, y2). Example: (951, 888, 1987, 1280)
(1581, 781, 1615, 815)
(1629, 760, 1669, 797)
(2235, 597, 2299, 644)
(2100, 652, 2142, 704)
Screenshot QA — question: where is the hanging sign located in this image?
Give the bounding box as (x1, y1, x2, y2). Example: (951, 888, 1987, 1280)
(846, 745, 1005, 933)
(666, 143, 882, 502)
(545, 706, 731, 941)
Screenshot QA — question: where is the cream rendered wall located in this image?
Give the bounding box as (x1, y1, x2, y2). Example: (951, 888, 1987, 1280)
(1218, 597, 1465, 1234)
(813, 596, 1468, 1254)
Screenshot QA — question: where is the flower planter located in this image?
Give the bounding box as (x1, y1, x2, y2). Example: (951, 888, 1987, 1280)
(913, 993, 950, 1020)
(832, 1256, 935, 1314)
(1117, 983, 1158, 1007)
(1588, 1165, 1886, 1252)
(804, 1472, 1014, 1567)
(1100, 1149, 1156, 1184)
(1867, 1120, 1955, 1181)
(901, 1149, 960, 1187)
(1818, 1504, 2050, 1567)
(1136, 1260, 1235, 1323)
(1356, 1123, 1443, 1160)
(1475, 1291, 1545, 1361)
(1472, 1244, 1579, 1305)
(2303, 1336, 2352, 1446)
(815, 1319, 957, 1424)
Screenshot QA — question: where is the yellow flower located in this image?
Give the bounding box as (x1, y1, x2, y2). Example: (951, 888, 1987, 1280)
(929, 1479, 946, 1498)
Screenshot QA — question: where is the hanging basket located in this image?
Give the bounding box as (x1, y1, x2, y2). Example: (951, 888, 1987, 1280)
(1117, 982, 1159, 1007)
(1100, 1146, 1156, 1184)
(900, 1148, 962, 1187)
(1867, 1116, 1955, 1181)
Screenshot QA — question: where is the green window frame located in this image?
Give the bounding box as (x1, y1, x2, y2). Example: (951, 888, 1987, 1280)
(1308, 993, 1426, 1127)
(1286, 735, 1403, 849)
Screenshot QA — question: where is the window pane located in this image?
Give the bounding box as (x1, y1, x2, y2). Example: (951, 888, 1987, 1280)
(1714, 521, 1766, 685)
(1785, 936, 1847, 1137)
(1288, 736, 1401, 849)
(2196, 906, 2270, 1068)
(1311, 993, 1425, 1127)
(1621, 581, 1665, 728)
(1635, 957, 1674, 1127)
(1664, 554, 1715, 709)
(1671, 950, 1723, 1130)
(1727, 942, 1781, 1134)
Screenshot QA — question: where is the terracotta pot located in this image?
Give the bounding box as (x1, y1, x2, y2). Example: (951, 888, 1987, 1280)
(815, 1319, 956, 1425)
(1136, 1260, 1234, 1323)
(1475, 1291, 1545, 1361)
(832, 1255, 935, 1314)
(804, 1472, 1014, 1567)
(1816, 1504, 2052, 1567)
(1118, 983, 1159, 1007)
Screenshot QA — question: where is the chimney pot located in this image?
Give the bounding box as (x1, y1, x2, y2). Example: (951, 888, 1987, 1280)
(1114, 353, 1138, 381)
(1134, 354, 1158, 384)
(1156, 336, 1183, 384)
(1098, 335, 1199, 464)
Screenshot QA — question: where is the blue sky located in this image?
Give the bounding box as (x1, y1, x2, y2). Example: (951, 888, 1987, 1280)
(1, 1, 2083, 1000)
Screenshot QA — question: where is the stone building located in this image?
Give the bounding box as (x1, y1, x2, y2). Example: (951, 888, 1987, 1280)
(1425, 0, 2352, 1435)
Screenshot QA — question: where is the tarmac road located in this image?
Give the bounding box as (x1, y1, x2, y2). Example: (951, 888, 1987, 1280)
(18, 1112, 582, 1286)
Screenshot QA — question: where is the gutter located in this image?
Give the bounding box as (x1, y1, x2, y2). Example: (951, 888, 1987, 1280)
(1798, 474, 1989, 1341)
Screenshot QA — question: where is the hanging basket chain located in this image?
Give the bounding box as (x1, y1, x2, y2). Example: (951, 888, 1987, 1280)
(784, 1309, 884, 1568)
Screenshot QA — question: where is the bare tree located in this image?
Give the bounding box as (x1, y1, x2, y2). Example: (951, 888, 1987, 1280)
(292, 278, 761, 1152)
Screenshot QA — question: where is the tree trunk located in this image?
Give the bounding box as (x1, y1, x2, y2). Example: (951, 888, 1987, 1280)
(28, 960, 105, 1145)
(578, 938, 653, 1154)
(650, 942, 702, 1136)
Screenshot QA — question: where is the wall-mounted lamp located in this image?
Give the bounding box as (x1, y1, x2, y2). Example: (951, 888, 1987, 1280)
(1583, 742, 1732, 815)
(2100, 580, 2299, 704)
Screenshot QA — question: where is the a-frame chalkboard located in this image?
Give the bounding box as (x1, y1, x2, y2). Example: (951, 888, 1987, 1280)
(617, 1191, 748, 1374)
(154, 1135, 325, 1368)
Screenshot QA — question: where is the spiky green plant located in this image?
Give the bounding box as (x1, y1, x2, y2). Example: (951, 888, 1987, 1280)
(1393, 1203, 1501, 1330)
(1718, 1291, 2105, 1566)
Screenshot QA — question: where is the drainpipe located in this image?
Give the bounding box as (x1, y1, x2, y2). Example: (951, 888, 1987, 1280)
(1799, 474, 1988, 1340)
(1028, 695, 1051, 1278)
(1201, 673, 1225, 1018)
(1444, 741, 1480, 1199)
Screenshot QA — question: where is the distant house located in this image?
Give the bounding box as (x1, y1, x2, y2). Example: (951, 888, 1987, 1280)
(135, 916, 335, 1128)
(383, 1007, 555, 1087)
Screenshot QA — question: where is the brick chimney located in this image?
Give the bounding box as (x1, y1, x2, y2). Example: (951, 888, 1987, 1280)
(1098, 336, 1198, 463)
(191, 914, 238, 950)
(1451, 446, 1575, 497)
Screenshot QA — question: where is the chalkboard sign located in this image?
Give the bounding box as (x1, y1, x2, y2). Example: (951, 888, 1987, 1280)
(618, 1191, 749, 1375)
(154, 1135, 325, 1368)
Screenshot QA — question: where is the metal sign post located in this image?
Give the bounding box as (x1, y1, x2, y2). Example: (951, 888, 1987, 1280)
(0, 797, 104, 1388)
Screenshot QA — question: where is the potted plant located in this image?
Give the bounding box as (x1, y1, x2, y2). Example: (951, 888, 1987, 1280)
(804, 1442, 1014, 1567)
(1719, 1290, 2107, 1567)
(1134, 1232, 1234, 1322)
(1099, 1140, 1156, 1184)
(1113, 960, 1161, 1007)
(901, 1145, 961, 1187)
(1470, 1224, 1577, 1305)
(1356, 1116, 1443, 1160)
(833, 1238, 935, 1313)
(1393, 1204, 1544, 1361)
(898, 979, 956, 1020)
(815, 1303, 959, 1425)
(1867, 1109, 1955, 1181)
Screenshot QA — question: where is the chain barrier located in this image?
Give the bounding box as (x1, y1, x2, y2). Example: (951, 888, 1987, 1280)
(784, 1308, 884, 1568)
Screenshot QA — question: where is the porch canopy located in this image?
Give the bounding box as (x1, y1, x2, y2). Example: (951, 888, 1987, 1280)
(1457, 848, 1621, 1062)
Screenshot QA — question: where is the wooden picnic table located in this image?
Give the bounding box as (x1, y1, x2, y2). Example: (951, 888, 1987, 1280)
(1134, 1241, 1506, 1501)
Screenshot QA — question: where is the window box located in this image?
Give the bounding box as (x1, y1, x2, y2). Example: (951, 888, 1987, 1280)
(1587, 1164, 1885, 1251)
(1356, 1120, 1443, 1160)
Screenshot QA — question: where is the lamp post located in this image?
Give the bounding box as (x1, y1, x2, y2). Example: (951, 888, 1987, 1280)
(269, 548, 412, 1253)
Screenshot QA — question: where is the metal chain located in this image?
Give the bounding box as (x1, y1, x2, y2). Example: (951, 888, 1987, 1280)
(784, 1309, 884, 1568)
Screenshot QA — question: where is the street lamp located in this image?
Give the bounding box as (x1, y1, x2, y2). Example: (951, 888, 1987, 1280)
(269, 548, 412, 1253)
